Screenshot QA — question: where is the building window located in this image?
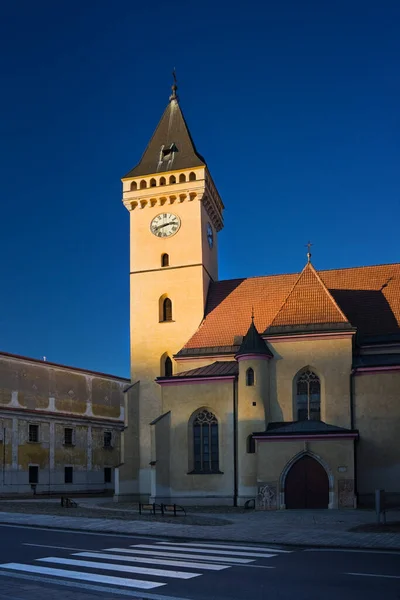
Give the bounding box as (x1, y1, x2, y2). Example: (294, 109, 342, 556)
(64, 466, 73, 484)
(29, 466, 39, 484)
(246, 367, 255, 386)
(296, 370, 321, 421)
(130, 181, 137, 191)
(160, 177, 166, 186)
(104, 431, 112, 448)
(189, 171, 196, 181)
(104, 467, 112, 483)
(193, 409, 219, 473)
(28, 424, 39, 443)
(247, 434, 255, 454)
(162, 297, 173, 322)
(161, 253, 169, 267)
(140, 180, 147, 189)
(169, 175, 176, 184)
(64, 428, 74, 446)
(164, 356, 173, 377)
(150, 178, 156, 187)
(179, 173, 186, 183)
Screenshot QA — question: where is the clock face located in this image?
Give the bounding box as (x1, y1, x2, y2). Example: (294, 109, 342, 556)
(207, 222, 214, 249)
(150, 213, 181, 238)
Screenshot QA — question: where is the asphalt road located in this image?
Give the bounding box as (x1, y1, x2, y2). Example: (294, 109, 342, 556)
(0, 525, 399, 600)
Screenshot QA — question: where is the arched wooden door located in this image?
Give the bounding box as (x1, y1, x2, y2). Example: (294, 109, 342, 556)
(285, 455, 329, 509)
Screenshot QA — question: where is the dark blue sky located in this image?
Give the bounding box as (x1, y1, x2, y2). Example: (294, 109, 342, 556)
(1, 0, 399, 377)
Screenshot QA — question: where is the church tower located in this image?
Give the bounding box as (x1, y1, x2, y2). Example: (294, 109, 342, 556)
(118, 79, 224, 500)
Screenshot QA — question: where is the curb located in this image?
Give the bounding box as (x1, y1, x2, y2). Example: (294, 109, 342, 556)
(0, 519, 399, 553)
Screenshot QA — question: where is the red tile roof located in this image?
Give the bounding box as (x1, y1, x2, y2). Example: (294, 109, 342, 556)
(183, 263, 400, 349)
(268, 263, 349, 328)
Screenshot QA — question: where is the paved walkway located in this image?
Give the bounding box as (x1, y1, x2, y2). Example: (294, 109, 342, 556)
(0, 502, 399, 550)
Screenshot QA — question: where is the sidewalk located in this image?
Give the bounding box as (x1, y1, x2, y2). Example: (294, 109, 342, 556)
(0, 503, 399, 550)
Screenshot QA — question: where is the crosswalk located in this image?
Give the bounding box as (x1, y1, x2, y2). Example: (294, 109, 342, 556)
(0, 540, 292, 593)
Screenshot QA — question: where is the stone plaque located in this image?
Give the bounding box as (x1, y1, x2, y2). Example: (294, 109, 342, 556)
(338, 479, 354, 508)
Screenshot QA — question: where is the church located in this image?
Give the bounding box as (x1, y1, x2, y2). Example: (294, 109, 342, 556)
(115, 79, 400, 510)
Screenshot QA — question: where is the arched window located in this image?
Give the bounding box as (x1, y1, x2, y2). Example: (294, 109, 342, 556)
(140, 180, 147, 189)
(169, 175, 176, 184)
(189, 172, 196, 181)
(193, 409, 219, 473)
(162, 297, 172, 322)
(150, 178, 156, 187)
(161, 253, 169, 267)
(130, 181, 137, 191)
(247, 434, 255, 454)
(296, 370, 321, 421)
(246, 367, 255, 386)
(164, 356, 173, 377)
(160, 177, 166, 186)
(179, 173, 186, 183)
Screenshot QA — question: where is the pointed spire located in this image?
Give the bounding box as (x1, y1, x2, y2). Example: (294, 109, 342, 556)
(123, 76, 205, 178)
(169, 69, 178, 102)
(236, 314, 273, 358)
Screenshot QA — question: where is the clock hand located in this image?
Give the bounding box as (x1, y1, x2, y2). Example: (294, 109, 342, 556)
(156, 221, 175, 230)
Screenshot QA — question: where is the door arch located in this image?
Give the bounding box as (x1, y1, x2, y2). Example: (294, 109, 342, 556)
(285, 455, 329, 509)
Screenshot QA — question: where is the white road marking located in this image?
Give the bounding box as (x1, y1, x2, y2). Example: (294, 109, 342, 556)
(134, 544, 275, 558)
(38, 557, 200, 579)
(75, 551, 229, 570)
(0, 563, 165, 589)
(105, 547, 253, 564)
(158, 542, 291, 553)
(346, 572, 400, 580)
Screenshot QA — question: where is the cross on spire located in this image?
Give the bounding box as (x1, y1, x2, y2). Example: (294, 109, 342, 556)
(169, 68, 178, 102)
(305, 241, 313, 263)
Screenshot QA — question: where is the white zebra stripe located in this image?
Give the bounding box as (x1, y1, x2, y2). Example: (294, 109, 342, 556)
(133, 544, 275, 559)
(105, 547, 253, 564)
(74, 551, 229, 571)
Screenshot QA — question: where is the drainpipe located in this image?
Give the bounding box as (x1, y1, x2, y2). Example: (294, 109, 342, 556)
(350, 368, 358, 501)
(233, 379, 238, 507)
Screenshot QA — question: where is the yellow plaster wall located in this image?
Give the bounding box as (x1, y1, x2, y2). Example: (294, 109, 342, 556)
(92, 427, 120, 469)
(268, 337, 353, 427)
(354, 371, 400, 496)
(18, 420, 50, 470)
(160, 380, 235, 498)
(92, 378, 122, 419)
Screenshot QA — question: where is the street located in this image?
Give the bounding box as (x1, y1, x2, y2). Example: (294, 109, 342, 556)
(0, 525, 399, 599)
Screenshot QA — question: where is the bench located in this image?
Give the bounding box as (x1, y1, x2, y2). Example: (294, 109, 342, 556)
(60, 496, 77, 508)
(161, 503, 186, 517)
(139, 502, 162, 515)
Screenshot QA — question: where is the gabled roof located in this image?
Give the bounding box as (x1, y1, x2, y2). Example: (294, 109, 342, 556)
(157, 361, 238, 381)
(123, 97, 205, 178)
(179, 262, 400, 352)
(236, 319, 273, 357)
(265, 262, 351, 334)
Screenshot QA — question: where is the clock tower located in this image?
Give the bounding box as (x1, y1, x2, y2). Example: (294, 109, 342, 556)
(117, 79, 224, 501)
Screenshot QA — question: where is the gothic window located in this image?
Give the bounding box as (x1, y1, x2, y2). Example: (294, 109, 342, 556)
(179, 173, 186, 183)
(246, 367, 255, 386)
(161, 253, 169, 267)
(160, 177, 166, 186)
(296, 370, 321, 421)
(169, 175, 176, 184)
(193, 410, 219, 473)
(130, 181, 137, 191)
(162, 298, 172, 322)
(150, 178, 156, 187)
(164, 356, 173, 377)
(140, 180, 147, 189)
(189, 171, 196, 181)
